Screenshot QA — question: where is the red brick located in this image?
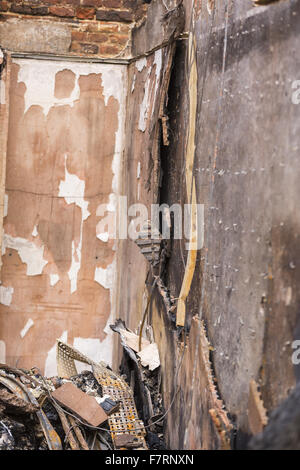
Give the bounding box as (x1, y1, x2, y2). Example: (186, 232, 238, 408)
(102, 0, 124, 8)
(10, 3, 49, 15)
(76, 6, 95, 19)
(96, 8, 133, 22)
(94, 21, 119, 32)
(98, 43, 121, 55)
(118, 23, 130, 32)
(44, 0, 80, 4)
(123, 0, 138, 8)
(88, 32, 108, 42)
(0, 1, 8, 12)
(71, 30, 86, 41)
(81, 0, 103, 6)
(49, 5, 75, 17)
(109, 33, 129, 45)
(71, 41, 99, 54)
(32, 5, 49, 15)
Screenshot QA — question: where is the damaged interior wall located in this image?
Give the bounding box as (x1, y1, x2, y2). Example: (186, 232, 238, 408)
(1, 0, 300, 451)
(118, 0, 300, 450)
(0, 0, 183, 382)
(0, 57, 127, 374)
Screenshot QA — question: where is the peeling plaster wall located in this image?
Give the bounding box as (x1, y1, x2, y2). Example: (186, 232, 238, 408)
(116, 45, 175, 348)
(0, 58, 127, 374)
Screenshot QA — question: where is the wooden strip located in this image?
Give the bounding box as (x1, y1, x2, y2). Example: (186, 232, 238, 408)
(176, 34, 198, 327)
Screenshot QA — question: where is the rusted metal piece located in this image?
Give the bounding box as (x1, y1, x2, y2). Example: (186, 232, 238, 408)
(114, 433, 143, 449)
(248, 379, 268, 435)
(52, 382, 108, 428)
(56, 340, 148, 449)
(0, 387, 37, 415)
(0, 370, 62, 450)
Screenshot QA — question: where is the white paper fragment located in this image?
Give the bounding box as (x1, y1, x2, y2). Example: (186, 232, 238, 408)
(20, 318, 34, 338)
(137, 343, 160, 371)
(119, 328, 150, 352)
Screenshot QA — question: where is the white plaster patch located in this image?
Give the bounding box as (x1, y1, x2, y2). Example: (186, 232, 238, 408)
(94, 260, 115, 290)
(44, 330, 68, 377)
(59, 155, 90, 220)
(138, 70, 152, 132)
(69, 240, 80, 294)
(153, 49, 162, 102)
(73, 336, 112, 371)
(73, 313, 113, 369)
(59, 155, 90, 294)
(15, 59, 126, 117)
(137, 161, 141, 179)
(20, 318, 34, 338)
(106, 193, 117, 213)
(136, 57, 147, 72)
(32, 225, 38, 237)
(3, 234, 48, 276)
(4, 194, 8, 218)
(0, 340, 5, 363)
(97, 232, 109, 243)
(131, 74, 136, 93)
(0, 286, 13, 306)
(50, 274, 59, 287)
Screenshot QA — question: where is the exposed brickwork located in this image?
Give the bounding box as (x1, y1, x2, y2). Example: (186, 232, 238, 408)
(10, 3, 49, 14)
(95, 8, 133, 22)
(0, 0, 143, 20)
(0, 1, 8, 11)
(76, 6, 95, 19)
(71, 40, 99, 54)
(0, 0, 147, 58)
(49, 5, 75, 16)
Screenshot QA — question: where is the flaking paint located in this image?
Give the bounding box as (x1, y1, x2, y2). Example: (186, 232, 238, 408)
(0, 58, 127, 371)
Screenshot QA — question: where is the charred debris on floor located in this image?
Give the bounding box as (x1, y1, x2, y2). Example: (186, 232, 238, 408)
(0, 336, 164, 450)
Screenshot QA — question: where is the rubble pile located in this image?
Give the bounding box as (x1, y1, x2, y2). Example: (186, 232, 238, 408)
(0, 336, 165, 450)
(0, 366, 114, 450)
